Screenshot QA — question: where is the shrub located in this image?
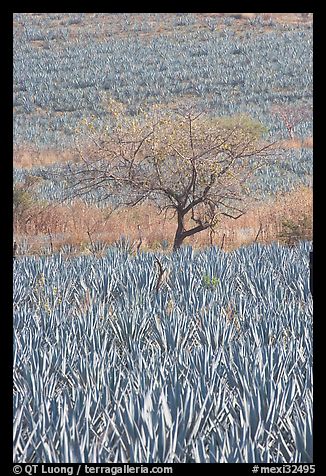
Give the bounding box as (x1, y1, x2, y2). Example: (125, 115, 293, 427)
(13, 184, 34, 217)
(278, 216, 312, 246)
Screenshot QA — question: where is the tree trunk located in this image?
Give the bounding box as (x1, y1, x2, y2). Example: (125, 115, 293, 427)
(173, 210, 186, 251)
(172, 209, 210, 251)
(173, 233, 185, 251)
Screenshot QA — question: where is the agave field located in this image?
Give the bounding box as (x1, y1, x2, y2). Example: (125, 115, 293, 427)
(13, 242, 313, 463)
(13, 13, 312, 149)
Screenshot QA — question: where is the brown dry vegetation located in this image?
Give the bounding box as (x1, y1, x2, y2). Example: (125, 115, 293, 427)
(13, 147, 79, 169)
(277, 137, 313, 149)
(222, 13, 312, 23)
(13, 185, 312, 255)
(13, 137, 313, 169)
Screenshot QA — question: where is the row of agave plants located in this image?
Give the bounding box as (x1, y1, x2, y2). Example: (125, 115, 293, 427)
(13, 242, 313, 463)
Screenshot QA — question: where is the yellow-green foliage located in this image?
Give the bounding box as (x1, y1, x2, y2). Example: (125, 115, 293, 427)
(85, 98, 269, 185)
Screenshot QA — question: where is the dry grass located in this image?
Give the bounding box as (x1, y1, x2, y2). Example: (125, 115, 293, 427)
(13, 147, 79, 169)
(278, 137, 313, 149)
(220, 13, 312, 24)
(13, 137, 313, 169)
(13, 185, 312, 254)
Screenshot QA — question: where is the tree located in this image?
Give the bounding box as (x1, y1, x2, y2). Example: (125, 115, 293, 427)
(65, 101, 275, 251)
(271, 102, 312, 141)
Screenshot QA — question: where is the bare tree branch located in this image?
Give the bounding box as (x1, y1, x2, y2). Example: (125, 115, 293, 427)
(64, 108, 277, 251)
